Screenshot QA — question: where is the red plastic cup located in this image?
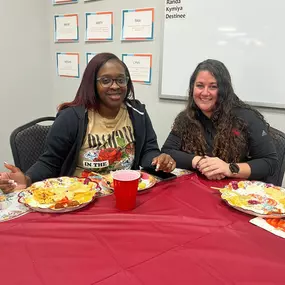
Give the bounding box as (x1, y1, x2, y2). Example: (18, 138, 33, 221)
(112, 170, 141, 211)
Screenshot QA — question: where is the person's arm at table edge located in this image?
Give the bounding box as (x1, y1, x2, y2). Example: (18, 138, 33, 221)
(222, 159, 275, 180)
(226, 162, 251, 179)
(227, 157, 277, 180)
(162, 132, 200, 170)
(223, 109, 278, 180)
(234, 109, 278, 180)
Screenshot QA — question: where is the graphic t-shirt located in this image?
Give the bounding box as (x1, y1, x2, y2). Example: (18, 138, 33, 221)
(74, 105, 135, 177)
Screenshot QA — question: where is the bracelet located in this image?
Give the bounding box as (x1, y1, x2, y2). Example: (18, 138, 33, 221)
(195, 156, 206, 169)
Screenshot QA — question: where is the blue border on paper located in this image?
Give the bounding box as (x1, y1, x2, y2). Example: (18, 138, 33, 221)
(85, 12, 113, 41)
(56, 52, 80, 78)
(86, 52, 97, 66)
(121, 9, 154, 41)
(53, 0, 78, 5)
(122, 53, 152, 84)
(54, 14, 79, 42)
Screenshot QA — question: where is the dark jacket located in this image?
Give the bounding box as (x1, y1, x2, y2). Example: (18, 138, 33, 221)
(26, 100, 160, 183)
(162, 108, 278, 183)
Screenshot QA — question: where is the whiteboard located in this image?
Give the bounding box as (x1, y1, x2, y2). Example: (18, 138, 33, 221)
(161, 0, 285, 109)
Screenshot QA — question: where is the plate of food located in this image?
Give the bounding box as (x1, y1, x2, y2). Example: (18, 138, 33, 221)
(0, 191, 30, 222)
(79, 171, 113, 196)
(18, 177, 100, 213)
(100, 171, 157, 192)
(0, 194, 11, 210)
(215, 180, 285, 218)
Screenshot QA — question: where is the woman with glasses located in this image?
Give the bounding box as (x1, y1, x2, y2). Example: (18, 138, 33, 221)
(162, 59, 278, 183)
(0, 53, 175, 192)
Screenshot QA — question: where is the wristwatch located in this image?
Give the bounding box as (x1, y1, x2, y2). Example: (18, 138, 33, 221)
(229, 163, 240, 174)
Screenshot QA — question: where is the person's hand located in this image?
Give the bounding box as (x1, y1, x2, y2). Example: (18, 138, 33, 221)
(197, 157, 230, 180)
(0, 163, 27, 193)
(151, 154, 176, 173)
(207, 174, 226, 180)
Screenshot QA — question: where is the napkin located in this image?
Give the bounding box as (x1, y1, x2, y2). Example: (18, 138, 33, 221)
(250, 217, 285, 239)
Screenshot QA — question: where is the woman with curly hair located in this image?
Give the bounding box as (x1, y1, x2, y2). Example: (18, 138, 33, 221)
(162, 59, 278, 182)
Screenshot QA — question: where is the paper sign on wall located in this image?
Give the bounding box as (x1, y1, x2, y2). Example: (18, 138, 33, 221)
(121, 8, 154, 41)
(53, 0, 78, 5)
(56, 52, 80, 78)
(122, 54, 152, 84)
(54, 14, 79, 42)
(86, 52, 97, 65)
(85, 12, 113, 41)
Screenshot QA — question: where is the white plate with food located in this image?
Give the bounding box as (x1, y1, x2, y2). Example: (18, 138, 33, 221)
(100, 171, 157, 193)
(18, 177, 100, 213)
(216, 180, 285, 218)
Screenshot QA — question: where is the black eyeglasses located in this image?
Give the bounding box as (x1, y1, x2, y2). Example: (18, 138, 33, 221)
(96, 76, 129, 88)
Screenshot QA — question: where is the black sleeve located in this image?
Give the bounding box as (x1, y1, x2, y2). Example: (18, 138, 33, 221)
(139, 110, 161, 168)
(242, 110, 278, 180)
(25, 108, 78, 183)
(161, 131, 195, 170)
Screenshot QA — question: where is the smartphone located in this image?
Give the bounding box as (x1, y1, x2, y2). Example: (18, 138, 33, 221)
(142, 167, 177, 181)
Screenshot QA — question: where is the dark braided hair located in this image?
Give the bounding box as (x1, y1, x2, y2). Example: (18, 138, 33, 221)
(172, 59, 268, 163)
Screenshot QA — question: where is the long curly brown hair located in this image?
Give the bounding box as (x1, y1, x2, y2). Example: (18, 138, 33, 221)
(172, 59, 268, 163)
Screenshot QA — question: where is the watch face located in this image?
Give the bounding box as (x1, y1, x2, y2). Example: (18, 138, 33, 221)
(230, 163, 239, 174)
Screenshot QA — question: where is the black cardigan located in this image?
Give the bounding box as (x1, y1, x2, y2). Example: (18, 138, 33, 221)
(26, 100, 160, 183)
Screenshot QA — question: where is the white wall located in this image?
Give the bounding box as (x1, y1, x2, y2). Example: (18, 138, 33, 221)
(0, 0, 53, 170)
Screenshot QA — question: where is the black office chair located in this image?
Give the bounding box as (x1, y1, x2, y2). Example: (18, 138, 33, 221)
(267, 127, 285, 186)
(10, 117, 55, 173)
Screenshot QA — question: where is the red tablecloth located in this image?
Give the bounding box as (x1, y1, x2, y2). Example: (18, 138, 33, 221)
(1, 174, 284, 285)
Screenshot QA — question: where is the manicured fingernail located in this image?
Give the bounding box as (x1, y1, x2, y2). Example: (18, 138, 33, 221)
(4, 161, 8, 165)
(8, 180, 14, 184)
(13, 182, 18, 187)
